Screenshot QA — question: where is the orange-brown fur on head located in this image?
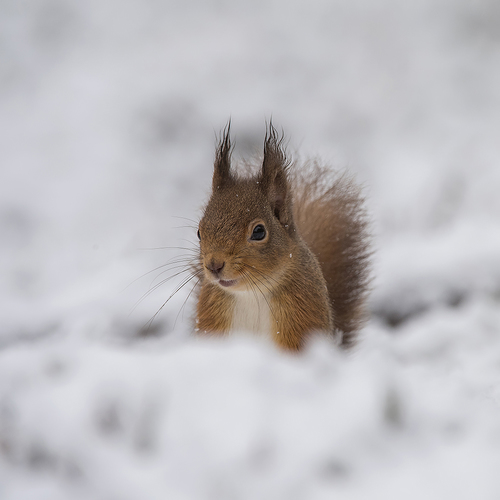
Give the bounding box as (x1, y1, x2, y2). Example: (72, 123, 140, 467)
(195, 124, 370, 351)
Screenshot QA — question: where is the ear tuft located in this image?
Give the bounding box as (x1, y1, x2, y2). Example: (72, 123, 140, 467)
(260, 122, 292, 225)
(213, 121, 233, 190)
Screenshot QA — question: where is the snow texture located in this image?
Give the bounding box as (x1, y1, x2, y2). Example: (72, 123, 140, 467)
(1, 0, 500, 498)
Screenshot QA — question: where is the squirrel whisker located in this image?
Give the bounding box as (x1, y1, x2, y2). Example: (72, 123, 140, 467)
(144, 270, 203, 333)
(124, 256, 197, 291)
(171, 215, 200, 225)
(149, 261, 198, 288)
(131, 266, 196, 315)
(240, 262, 281, 290)
(174, 276, 203, 329)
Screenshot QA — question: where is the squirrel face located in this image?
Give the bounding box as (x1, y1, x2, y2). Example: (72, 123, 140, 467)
(198, 126, 296, 294)
(198, 181, 293, 293)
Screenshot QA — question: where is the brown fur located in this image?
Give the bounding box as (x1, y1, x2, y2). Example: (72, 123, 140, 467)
(194, 124, 370, 350)
(292, 164, 371, 346)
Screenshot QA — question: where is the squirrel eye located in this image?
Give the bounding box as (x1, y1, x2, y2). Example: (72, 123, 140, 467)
(197, 229, 201, 241)
(250, 224, 266, 241)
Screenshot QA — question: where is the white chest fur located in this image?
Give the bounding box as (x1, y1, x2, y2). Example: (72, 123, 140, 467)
(230, 290, 273, 336)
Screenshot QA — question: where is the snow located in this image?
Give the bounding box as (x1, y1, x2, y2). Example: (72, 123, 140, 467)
(1, 0, 500, 498)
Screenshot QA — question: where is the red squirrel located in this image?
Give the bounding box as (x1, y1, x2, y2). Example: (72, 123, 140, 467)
(194, 124, 370, 351)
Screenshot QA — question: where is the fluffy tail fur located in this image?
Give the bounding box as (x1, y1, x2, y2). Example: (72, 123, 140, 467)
(292, 162, 371, 347)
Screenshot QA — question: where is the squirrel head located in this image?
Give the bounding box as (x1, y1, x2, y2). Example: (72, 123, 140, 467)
(198, 124, 297, 293)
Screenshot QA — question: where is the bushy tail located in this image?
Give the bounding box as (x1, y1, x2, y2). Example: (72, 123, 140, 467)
(292, 162, 371, 347)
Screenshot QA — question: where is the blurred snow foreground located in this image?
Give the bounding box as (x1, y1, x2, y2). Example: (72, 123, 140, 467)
(2, 0, 500, 498)
(2, 317, 500, 499)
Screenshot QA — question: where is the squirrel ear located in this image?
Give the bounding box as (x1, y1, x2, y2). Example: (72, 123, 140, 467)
(260, 124, 292, 225)
(212, 122, 233, 190)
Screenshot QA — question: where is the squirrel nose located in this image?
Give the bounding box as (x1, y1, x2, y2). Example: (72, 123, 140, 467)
(207, 259, 225, 275)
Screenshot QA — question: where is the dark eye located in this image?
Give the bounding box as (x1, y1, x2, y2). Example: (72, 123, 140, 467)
(250, 224, 266, 241)
(197, 229, 201, 241)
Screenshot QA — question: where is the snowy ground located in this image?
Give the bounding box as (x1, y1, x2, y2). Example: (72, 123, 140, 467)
(1, 0, 500, 498)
